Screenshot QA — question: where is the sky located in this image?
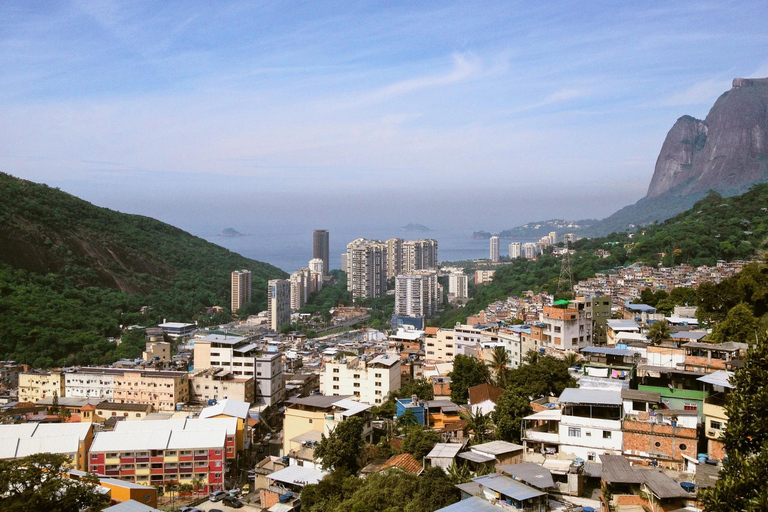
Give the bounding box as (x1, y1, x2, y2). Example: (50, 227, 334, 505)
(2, 1, 768, 235)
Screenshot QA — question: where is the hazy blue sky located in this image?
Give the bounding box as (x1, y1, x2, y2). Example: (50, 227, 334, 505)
(2, 1, 768, 234)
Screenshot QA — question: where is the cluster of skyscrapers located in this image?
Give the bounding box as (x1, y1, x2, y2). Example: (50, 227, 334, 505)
(343, 238, 439, 301)
(490, 231, 577, 261)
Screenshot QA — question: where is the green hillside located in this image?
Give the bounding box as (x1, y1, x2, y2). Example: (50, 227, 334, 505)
(0, 173, 287, 367)
(432, 184, 768, 327)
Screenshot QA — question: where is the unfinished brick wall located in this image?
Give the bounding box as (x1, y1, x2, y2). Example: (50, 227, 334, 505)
(623, 420, 698, 469)
(709, 439, 727, 460)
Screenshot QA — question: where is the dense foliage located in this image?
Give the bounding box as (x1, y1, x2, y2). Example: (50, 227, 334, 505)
(447, 354, 491, 403)
(314, 416, 366, 474)
(0, 173, 286, 366)
(302, 467, 459, 512)
(0, 453, 110, 512)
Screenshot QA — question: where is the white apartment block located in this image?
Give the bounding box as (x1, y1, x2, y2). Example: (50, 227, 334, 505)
(549, 231, 557, 245)
(448, 272, 468, 299)
(522, 242, 539, 259)
(490, 236, 500, 262)
(558, 388, 623, 461)
(541, 301, 593, 353)
(268, 279, 291, 331)
(475, 270, 496, 285)
(495, 330, 524, 370)
(402, 239, 438, 273)
(231, 269, 252, 312)
(65, 369, 115, 400)
(509, 242, 521, 259)
(290, 268, 310, 311)
(346, 238, 387, 301)
(192, 334, 284, 406)
(320, 354, 400, 405)
(394, 272, 439, 318)
(308, 258, 324, 293)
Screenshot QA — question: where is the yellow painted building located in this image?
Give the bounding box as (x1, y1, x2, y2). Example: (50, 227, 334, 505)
(18, 370, 65, 403)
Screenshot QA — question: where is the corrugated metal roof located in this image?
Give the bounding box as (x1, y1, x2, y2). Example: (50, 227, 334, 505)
(185, 417, 238, 435)
(426, 443, 463, 459)
(600, 454, 643, 484)
(167, 429, 225, 450)
(496, 462, 555, 489)
(472, 473, 546, 501)
(435, 496, 500, 512)
(641, 469, 691, 499)
(268, 465, 326, 487)
(670, 331, 708, 340)
(621, 389, 661, 402)
(581, 347, 636, 356)
(91, 430, 172, 452)
(114, 418, 187, 432)
(457, 451, 495, 463)
(288, 395, 352, 409)
(199, 398, 251, 420)
(607, 320, 640, 331)
(558, 388, 622, 406)
(696, 370, 735, 388)
(103, 500, 163, 512)
(470, 441, 524, 456)
(16, 435, 82, 458)
(333, 398, 372, 417)
(583, 461, 602, 478)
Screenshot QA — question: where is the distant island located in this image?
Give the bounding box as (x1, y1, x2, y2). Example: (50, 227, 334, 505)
(472, 230, 493, 239)
(401, 223, 431, 232)
(218, 227, 247, 237)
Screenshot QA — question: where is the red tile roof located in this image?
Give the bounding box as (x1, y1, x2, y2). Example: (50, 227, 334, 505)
(379, 453, 423, 474)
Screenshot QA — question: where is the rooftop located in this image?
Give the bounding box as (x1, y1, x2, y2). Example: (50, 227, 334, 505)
(696, 370, 735, 389)
(268, 465, 326, 487)
(558, 388, 622, 406)
(470, 440, 524, 456)
(426, 443, 463, 459)
(496, 462, 555, 489)
(472, 473, 546, 501)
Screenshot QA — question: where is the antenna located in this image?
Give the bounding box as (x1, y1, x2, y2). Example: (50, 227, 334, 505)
(557, 239, 574, 296)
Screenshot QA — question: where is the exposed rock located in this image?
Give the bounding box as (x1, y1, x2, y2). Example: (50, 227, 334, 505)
(647, 77, 768, 198)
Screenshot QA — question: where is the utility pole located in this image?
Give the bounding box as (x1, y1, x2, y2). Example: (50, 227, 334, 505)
(557, 240, 574, 296)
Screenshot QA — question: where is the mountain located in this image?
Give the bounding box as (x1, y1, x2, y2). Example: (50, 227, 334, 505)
(0, 172, 287, 367)
(493, 77, 768, 239)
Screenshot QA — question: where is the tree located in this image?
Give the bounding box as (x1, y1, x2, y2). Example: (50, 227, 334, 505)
(397, 409, 419, 430)
(699, 337, 768, 511)
(401, 426, 442, 460)
(648, 320, 671, 345)
(708, 303, 759, 343)
(492, 390, 531, 443)
(404, 466, 459, 512)
(314, 416, 365, 474)
(0, 453, 111, 512)
(448, 354, 490, 403)
(488, 346, 510, 388)
(460, 408, 493, 444)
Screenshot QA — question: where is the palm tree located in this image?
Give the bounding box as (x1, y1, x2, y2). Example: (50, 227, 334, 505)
(488, 346, 510, 387)
(564, 352, 580, 368)
(460, 407, 493, 445)
(446, 461, 473, 484)
(648, 320, 671, 345)
(524, 350, 540, 366)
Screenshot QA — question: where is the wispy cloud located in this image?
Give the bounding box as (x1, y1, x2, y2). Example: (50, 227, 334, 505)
(658, 77, 733, 107)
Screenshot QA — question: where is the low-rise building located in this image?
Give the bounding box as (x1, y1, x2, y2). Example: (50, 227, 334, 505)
(18, 370, 65, 403)
(558, 388, 623, 461)
(698, 370, 735, 461)
(190, 367, 255, 404)
(320, 354, 400, 405)
(0, 422, 95, 471)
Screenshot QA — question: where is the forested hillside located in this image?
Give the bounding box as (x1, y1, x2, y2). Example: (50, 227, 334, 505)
(433, 184, 768, 327)
(0, 173, 287, 367)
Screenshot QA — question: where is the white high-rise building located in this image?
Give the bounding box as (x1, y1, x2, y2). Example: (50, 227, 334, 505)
(268, 279, 291, 331)
(394, 272, 439, 318)
(402, 239, 438, 273)
(289, 268, 310, 311)
(490, 236, 500, 262)
(522, 242, 538, 259)
(509, 242, 522, 259)
(308, 258, 324, 293)
(346, 239, 387, 301)
(320, 354, 400, 405)
(231, 270, 252, 313)
(448, 272, 468, 299)
(549, 231, 558, 245)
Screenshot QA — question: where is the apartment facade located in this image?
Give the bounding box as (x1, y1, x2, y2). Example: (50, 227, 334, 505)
(289, 268, 310, 311)
(320, 354, 401, 405)
(448, 272, 468, 299)
(231, 269, 252, 313)
(386, 238, 404, 279)
(190, 367, 255, 404)
(268, 279, 291, 331)
(89, 421, 229, 492)
(346, 238, 387, 301)
(394, 272, 439, 319)
(18, 370, 65, 403)
(112, 369, 190, 411)
(558, 388, 623, 461)
(541, 301, 593, 353)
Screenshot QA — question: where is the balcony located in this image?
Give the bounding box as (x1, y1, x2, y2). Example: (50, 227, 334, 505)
(524, 426, 560, 444)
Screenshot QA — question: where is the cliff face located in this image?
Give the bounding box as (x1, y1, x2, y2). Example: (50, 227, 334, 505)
(647, 78, 768, 198)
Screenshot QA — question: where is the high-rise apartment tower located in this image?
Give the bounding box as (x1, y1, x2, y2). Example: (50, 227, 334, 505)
(231, 270, 252, 313)
(313, 230, 330, 276)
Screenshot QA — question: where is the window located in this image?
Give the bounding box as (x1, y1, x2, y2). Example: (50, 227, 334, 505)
(308, 418, 313, 424)
(603, 431, 612, 439)
(568, 427, 581, 437)
(679, 444, 687, 450)
(683, 403, 698, 411)
(333, 385, 339, 390)
(333, 377, 339, 381)
(214, 450, 221, 455)
(710, 420, 723, 430)
(333, 368, 339, 373)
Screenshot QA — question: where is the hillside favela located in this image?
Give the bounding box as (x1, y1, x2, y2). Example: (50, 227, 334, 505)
(1, 3, 768, 512)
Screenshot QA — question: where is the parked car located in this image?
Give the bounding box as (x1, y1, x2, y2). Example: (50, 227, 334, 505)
(209, 490, 227, 502)
(223, 496, 244, 508)
(179, 508, 203, 512)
